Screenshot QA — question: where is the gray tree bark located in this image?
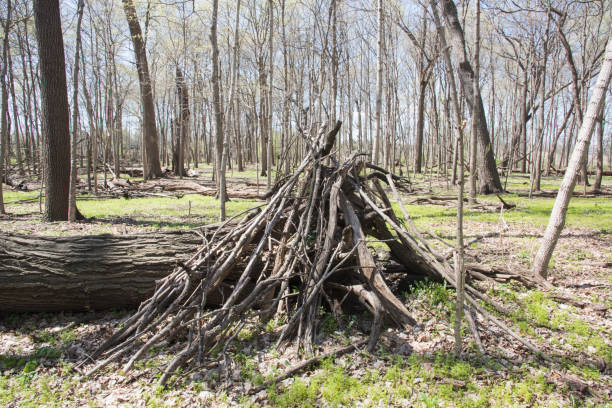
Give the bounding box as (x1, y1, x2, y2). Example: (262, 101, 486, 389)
(267, 0, 274, 190)
(0, 0, 11, 215)
(121, 0, 162, 180)
(175, 67, 189, 178)
(532, 36, 612, 278)
(592, 101, 604, 191)
(210, 0, 227, 220)
(68, 0, 85, 222)
(373, 0, 384, 165)
(439, 0, 503, 194)
(468, 0, 480, 206)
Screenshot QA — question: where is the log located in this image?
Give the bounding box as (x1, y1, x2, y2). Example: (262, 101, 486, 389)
(550, 166, 612, 177)
(2, 174, 32, 191)
(0, 228, 229, 312)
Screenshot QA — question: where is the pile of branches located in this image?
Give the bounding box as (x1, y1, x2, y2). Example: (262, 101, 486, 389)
(83, 121, 541, 385)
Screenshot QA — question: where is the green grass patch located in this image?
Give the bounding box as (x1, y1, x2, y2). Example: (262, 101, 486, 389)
(77, 193, 259, 227)
(391, 178, 612, 232)
(2, 189, 40, 203)
(267, 351, 572, 408)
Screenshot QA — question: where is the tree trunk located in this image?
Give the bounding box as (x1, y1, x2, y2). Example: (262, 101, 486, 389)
(0, 230, 230, 312)
(439, 0, 503, 194)
(414, 79, 426, 173)
(372, 0, 384, 166)
(468, 0, 480, 206)
(592, 101, 604, 191)
(34, 0, 71, 221)
(533, 12, 551, 192)
(546, 105, 573, 175)
(0, 0, 11, 215)
(258, 58, 267, 177)
(68, 0, 85, 222)
(8, 50, 23, 175)
(532, 36, 612, 278)
(121, 0, 162, 180)
(176, 67, 189, 178)
(211, 0, 227, 220)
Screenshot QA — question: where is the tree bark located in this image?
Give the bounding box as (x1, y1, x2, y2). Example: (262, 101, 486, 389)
(34, 0, 71, 221)
(7, 49, 23, 175)
(280, 0, 289, 175)
(373, 0, 384, 165)
(175, 67, 189, 178)
(0, 0, 11, 214)
(210, 0, 227, 220)
(532, 36, 612, 278)
(468, 0, 480, 206)
(415, 79, 426, 173)
(533, 11, 551, 192)
(121, 0, 162, 180)
(258, 57, 267, 177)
(68, 0, 85, 222)
(0, 230, 228, 312)
(267, 0, 274, 190)
(546, 105, 573, 175)
(592, 101, 604, 191)
(439, 0, 503, 194)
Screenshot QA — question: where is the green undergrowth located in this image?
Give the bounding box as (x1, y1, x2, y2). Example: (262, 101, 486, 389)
(488, 286, 612, 368)
(77, 194, 259, 228)
(1, 174, 610, 406)
(2, 189, 260, 233)
(267, 352, 577, 408)
(0, 315, 80, 375)
(397, 174, 612, 233)
(1, 283, 610, 407)
(0, 371, 88, 408)
(2, 189, 40, 204)
(393, 193, 612, 233)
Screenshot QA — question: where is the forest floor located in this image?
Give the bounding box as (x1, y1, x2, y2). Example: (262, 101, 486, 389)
(1, 167, 611, 407)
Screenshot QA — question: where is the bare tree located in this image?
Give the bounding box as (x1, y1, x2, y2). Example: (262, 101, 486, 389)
(439, 0, 503, 194)
(122, 0, 162, 179)
(429, 0, 465, 354)
(532, 36, 612, 278)
(372, 0, 384, 165)
(532, 10, 551, 193)
(468, 0, 480, 206)
(592, 101, 604, 191)
(210, 0, 226, 220)
(34, 0, 71, 221)
(267, 0, 274, 190)
(68, 0, 85, 222)
(0, 0, 11, 215)
(175, 67, 189, 178)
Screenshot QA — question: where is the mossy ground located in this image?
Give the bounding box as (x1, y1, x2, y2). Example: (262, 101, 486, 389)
(1, 171, 611, 407)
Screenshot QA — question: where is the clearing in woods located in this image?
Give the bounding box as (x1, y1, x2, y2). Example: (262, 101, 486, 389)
(0, 167, 611, 407)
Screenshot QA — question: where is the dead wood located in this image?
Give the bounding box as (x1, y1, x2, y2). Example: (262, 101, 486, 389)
(92, 176, 266, 200)
(516, 190, 612, 199)
(409, 194, 511, 212)
(82, 121, 548, 385)
(0, 226, 234, 312)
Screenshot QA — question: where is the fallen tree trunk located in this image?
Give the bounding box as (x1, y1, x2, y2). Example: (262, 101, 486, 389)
(550, 167, 612, 177)
(0, 227, 230, 312)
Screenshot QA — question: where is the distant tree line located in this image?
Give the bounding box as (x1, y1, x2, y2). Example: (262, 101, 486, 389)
(0, 0, 610, 220)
